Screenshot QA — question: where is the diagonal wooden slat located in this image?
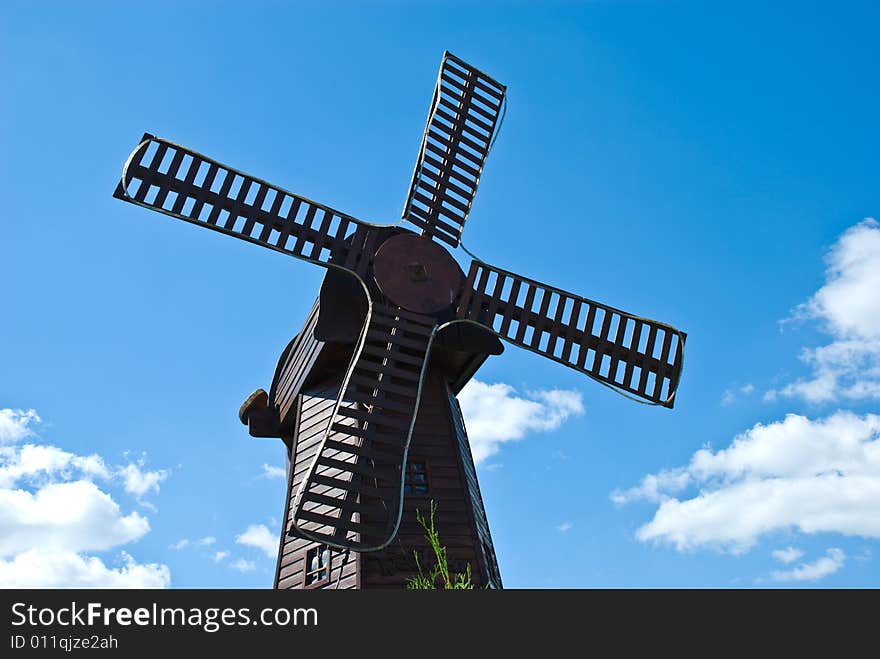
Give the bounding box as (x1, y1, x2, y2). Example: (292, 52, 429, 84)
(113, 134, 378, 277)
(455, 260, 687, 408)
(401, 51, 507, 247)
(289, 302, 438, 551)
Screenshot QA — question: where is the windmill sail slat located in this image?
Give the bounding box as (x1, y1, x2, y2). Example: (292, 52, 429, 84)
(289, 303, 436, 551)
(401, 52, 506, 247)
(456, 261, 687, 408)
(113, 134, 375, 277)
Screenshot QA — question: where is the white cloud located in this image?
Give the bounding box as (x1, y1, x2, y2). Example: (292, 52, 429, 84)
(458, 380, 584, 463)
(0, 444, 109, 488)
(771, 548, 845, 583)
(0, 481, 150, 557)
(170, 536, 214, 551)
(213, 551, 230, 563)
(0, 407, 170, 588)
(798, 219, 880, 339)
(854, 548, 872, 563)
(0, 409, 40, 443)
(722, 383, 755, 407)
(611, 468, 691, 505)
(614, 411, 880, 553)
(769, 219, 880, 403)
(119, 462, 169, 499)
(0, 431, 165, 508)
(230, 558, 256, 573)
(0, 550, 170, 588)
(235, 524, 277, 559)
(260, 464, 286, 480)
(557, 521, 573, 533)
(613, 219, 880, 583)
(772, 547, 804, 565)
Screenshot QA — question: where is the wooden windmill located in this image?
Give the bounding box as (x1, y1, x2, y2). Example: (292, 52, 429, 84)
(112, 52, 686, 589)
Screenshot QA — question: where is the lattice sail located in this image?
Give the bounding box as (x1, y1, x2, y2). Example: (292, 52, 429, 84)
(457, 261, 686, 407)
(114, 134, 377, 276)
(290, 303, 437, 551)
(402, 52, 507, 247)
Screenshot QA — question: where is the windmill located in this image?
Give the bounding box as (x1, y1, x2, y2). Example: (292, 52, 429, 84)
(112, 52, 685, 589)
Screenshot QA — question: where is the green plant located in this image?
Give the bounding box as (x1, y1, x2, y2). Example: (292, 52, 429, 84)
(406, 500, 475, 590)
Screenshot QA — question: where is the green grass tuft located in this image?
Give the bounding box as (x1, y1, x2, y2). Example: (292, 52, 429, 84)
(406, 500, 476, 590)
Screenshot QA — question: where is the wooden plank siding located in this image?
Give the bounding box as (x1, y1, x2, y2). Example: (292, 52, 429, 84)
(271, 299, 361, 589)
(271, 302, 502, 589)
(275, 384, 361, 589)
(447, 387, 503, 587)
(359, 371, 501, 589)
(271, 299, 324, 428)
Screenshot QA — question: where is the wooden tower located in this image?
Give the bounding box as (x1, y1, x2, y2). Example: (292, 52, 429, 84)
(111, 52, 686, 589)
(265, 298, 504, 589)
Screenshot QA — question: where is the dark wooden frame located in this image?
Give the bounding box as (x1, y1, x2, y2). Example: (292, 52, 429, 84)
(304, 544, 332, 589)
(403, 459, 431, 498)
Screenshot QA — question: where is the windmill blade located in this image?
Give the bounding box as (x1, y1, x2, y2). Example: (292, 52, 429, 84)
(457, 261, 686, 408)
(402, 52, 507, 248)
(290, 303, 437, 551)
(114, 134, 377, 277)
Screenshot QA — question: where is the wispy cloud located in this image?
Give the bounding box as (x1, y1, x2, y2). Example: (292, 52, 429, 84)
(171, 536, 215, 551)
(721, 383, 755, 406)
(230, 558, 256, 573)
(260, 464, 286, 480)
(235, 524, 277, 559)
(557, 521, 573, 533)
(771, 547, 804, 565)
(0, 444, 109, 489)
(768, 218, 880, 403)
(771, 548, 845, 583)
(458, 380, 584, 463)
(118, 461, 169, 507)
(0, 409, 40, 444)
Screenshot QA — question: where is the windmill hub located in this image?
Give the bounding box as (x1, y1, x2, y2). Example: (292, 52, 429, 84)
(371, 232, 463, 315)
(406, 262, 428, 282)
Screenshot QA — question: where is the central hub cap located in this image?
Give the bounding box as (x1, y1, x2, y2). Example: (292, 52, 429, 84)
(372, 233, 464, 315)
(407, 262, 429, 282)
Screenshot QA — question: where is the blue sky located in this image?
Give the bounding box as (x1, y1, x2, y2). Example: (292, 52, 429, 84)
(2, 1, 879, 587)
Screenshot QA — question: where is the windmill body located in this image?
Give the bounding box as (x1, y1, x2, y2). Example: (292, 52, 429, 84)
(112, 52, 686, 589)
(269, 297, 503, 588)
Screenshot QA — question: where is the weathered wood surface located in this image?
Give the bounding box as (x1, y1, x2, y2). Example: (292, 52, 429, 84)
(402, 51, 507, 247)
(290, 303, 436, 551)
(274, 369, 501, 589)
(457, 261, 686, 407)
